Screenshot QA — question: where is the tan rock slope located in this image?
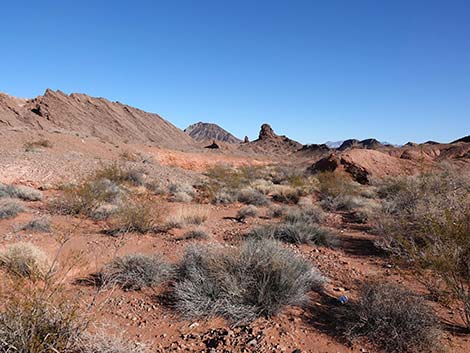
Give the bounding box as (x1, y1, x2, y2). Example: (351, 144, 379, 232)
(0, 89, 195, 149)
(185, 122, 241, 143)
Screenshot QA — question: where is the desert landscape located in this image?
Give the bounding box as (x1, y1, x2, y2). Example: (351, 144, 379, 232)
(0, 89, 469, 352)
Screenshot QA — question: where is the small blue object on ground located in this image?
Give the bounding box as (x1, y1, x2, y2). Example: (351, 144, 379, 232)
(338, 295, 349, 304)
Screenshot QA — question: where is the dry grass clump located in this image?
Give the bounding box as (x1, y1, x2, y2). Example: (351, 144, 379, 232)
(174, 238, 325, 324)
(0, 295, 85, 353)
(0, 242, 49, 279)
(267, 204, 289, 218)
(51, 178, 124, 216)
(315, 171, 364, 211)
(213, 188, 237, 205)
(144, 180, 166, 195)
(271, 185, 302, 204)
(94, 164, 145, 186)
(0, 183, 43, 201)
(335, 282, 441, 353)
(19, 217, 52, 233)
(169, 182, 195, 203)
(283, 205, 325, 224)
(0, 199, 24, 219)
(236, 205, 258, 221)
(182, 229, 210, 240)
(89, 204, 119, 221)
(249, 222, 337, 247)
(24, 138, 53, 151)
(108, 198, 163, 234)
(166, 206, 209, 229)
(236, 187, 270, 206)
(97, 254, 174, 291)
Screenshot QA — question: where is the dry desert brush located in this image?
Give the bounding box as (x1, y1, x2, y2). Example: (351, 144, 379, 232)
(0, 242, 49, 279)
(173, 238, 326, 325)
(97, 254, 174, 291)
(0, 183, 43, 201)
(335, 282, 441, 353)
(0, 199, 24, 219)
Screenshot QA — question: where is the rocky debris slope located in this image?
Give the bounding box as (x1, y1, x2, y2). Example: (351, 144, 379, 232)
(185, 122, 241, 144)
(0, 89, 195, 149)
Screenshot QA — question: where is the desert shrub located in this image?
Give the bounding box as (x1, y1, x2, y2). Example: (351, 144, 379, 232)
(90, 204, 119, 221)
(109, 198, 162, 234)
(316, 171, 360, 199)
(320, 194, 366, 211)
(182, 229, 210, 240)
(250, 179, 275, 195)
(271, 185, 302, 204)
(94, 164, 145, 186)
(174, 238, 325, 324)
(165, 206, 208, 229)
(24, 139, 53, 151)
(283, 205, 325, 224)
(144, 180, 166, 195)
(372, 170, 470, 328)
(97, 254, 174, 291)
(236, 205, 258, 221)
(0, 294, 85, 353)
(0, 242, 49, 279)
(20, 217, 52, 233)
(267, 204, 289, 218)
(236, 187, 270, 206)
(213, 188, 237, 204)
(0, 183, 43, 201)
(169, 183, 195, 197)
(249, 222, 338, 247)
(170, 191, 193, 203)
(0, 199, 24, 219)
(335, 282, 441, 352)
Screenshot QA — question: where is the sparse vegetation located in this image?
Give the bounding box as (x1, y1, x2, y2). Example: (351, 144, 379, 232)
(0, 242, 49, 279)
(24, 139, 53, 151)
(236, 187, 270, 206)
(0, 199, 24, 219)
(108, 197, 162, 234)
(174, 238, 325, 324)
(249, 222, 338, 247)
(93, 164, 145, 186)
(335, 282, 441, 353)
(0, 183, 43, 201)
(97, 254, 174, 291)
(182, 229, 210, 240)
(19, 217, 52, 233)
(236, 205, 258, 221)
(165, 206, 208, 229)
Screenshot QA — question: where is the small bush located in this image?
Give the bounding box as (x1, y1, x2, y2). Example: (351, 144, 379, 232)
(0, 242, 49, 279)
(24, 139, 53, 151)
(144, 180, 166, 195)
(236, 187, 270, 206)
(249, 222, 338, 247)
(170, 191, 193, 203)
(90, 204, 119, 221)
(94, 164, 145, 186)
(51, 178, 123, 216)
(0, 184, 43, 201)
(0, 295, 84, 353)
(316, 171, 359, 199)
(267, 204, 289, 218)
(166, 206, 208, 229)
(169, 183, 195, 197)
(98, 254, 174, 291)
(109, 199, 162, 234)
(19, 217, 52, 233)
(213, 189, 237, 205)
(182, 229, 210, 240)
(335, 282, 441, 353)
(283, 206, 325, 224)
(174, 238, 325, 324)
(0, 199, 24, 219)
(271, 186, 302, 204)
(236, 205, 258, 221)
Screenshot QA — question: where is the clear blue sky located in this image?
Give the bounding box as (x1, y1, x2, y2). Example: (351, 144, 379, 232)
(1, 1, 469, 144)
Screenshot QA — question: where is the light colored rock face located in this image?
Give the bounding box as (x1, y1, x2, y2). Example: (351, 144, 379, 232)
(184, 122, 241, 144)
(0, 89, 196, 149)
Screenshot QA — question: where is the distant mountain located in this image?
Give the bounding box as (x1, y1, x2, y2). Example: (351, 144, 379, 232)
(184, 122, 241, 144)
(325, 139, 396, 150)
(240, 124, 303, 156)
(451, 135, 470, 144)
